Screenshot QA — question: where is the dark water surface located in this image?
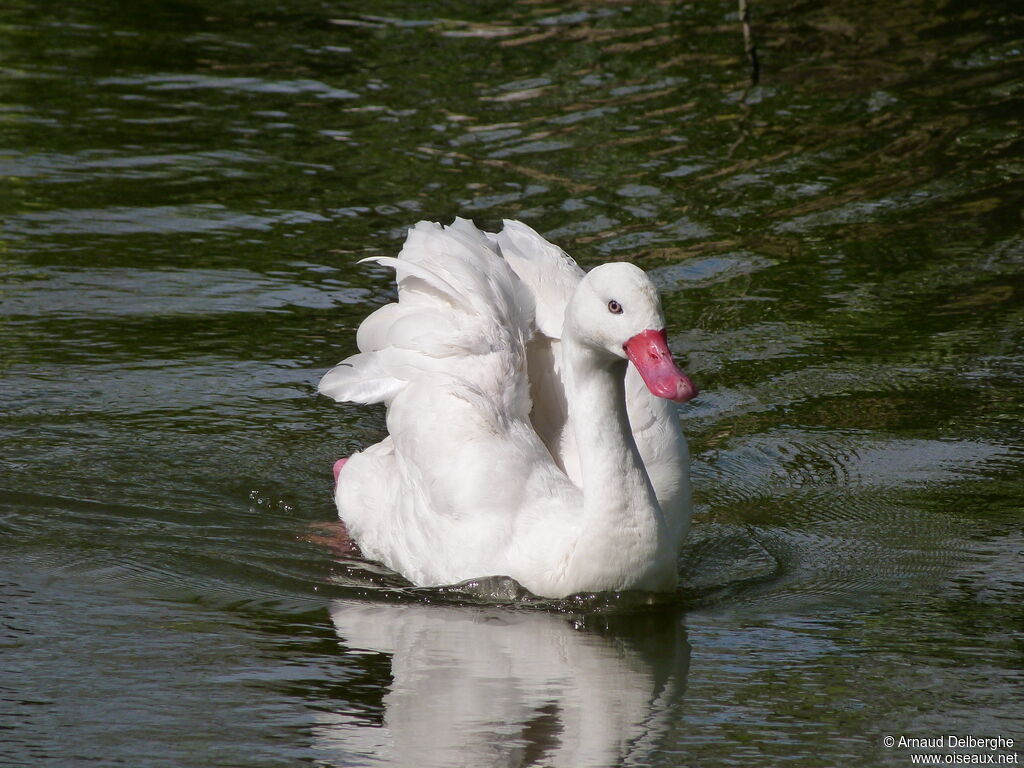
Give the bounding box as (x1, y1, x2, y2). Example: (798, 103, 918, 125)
(2, 1, 1022, 765)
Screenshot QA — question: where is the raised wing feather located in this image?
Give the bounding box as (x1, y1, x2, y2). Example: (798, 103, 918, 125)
(318, 219, 535, 414)
(493, 219, 584, 338)
(489, 220, 584, 474)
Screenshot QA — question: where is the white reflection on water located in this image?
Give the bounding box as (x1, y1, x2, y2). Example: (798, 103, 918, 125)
(316, 601, 690, 768)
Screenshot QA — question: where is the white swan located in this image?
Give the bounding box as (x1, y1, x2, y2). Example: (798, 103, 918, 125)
(319, 218, 696, 598)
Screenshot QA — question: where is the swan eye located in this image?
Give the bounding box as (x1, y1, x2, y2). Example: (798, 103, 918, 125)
(607, 300, 623, 315)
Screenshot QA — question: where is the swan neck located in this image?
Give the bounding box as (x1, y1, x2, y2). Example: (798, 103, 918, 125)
(561, 336, 658, 519)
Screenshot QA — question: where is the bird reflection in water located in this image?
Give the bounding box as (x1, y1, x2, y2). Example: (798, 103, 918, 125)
(314, 599, 691, 768)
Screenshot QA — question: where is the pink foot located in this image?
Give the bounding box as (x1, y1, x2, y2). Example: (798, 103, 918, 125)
(332, 458, 349, 487)
(305, 520, 360, 557)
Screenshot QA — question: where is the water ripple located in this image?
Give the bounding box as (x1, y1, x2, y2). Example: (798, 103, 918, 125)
(0, 266, 366, 318)
(4, 205, 328, 238)
(98, 73, 359, 100)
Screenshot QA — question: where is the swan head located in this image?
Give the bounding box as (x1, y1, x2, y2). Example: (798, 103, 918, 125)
(566, 263, 697, 403)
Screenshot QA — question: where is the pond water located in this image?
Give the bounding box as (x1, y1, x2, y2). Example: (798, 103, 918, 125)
(1, 0, 1022, 765)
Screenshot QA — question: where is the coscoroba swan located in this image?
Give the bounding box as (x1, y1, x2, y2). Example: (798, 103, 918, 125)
(319, 218, 696, 598)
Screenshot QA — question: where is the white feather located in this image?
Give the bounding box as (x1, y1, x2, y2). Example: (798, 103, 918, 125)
(494, 219, 584, 338)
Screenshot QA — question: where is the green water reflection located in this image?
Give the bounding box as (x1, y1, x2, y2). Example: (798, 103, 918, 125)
(1, 0, 1021, 766)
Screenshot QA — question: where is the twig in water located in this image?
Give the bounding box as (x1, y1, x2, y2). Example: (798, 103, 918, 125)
(738, 0, 760, 88)
(728, 0, 760, 157)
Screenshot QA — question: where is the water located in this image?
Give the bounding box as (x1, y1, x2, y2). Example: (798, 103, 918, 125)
(1, 0, 1022, 765)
